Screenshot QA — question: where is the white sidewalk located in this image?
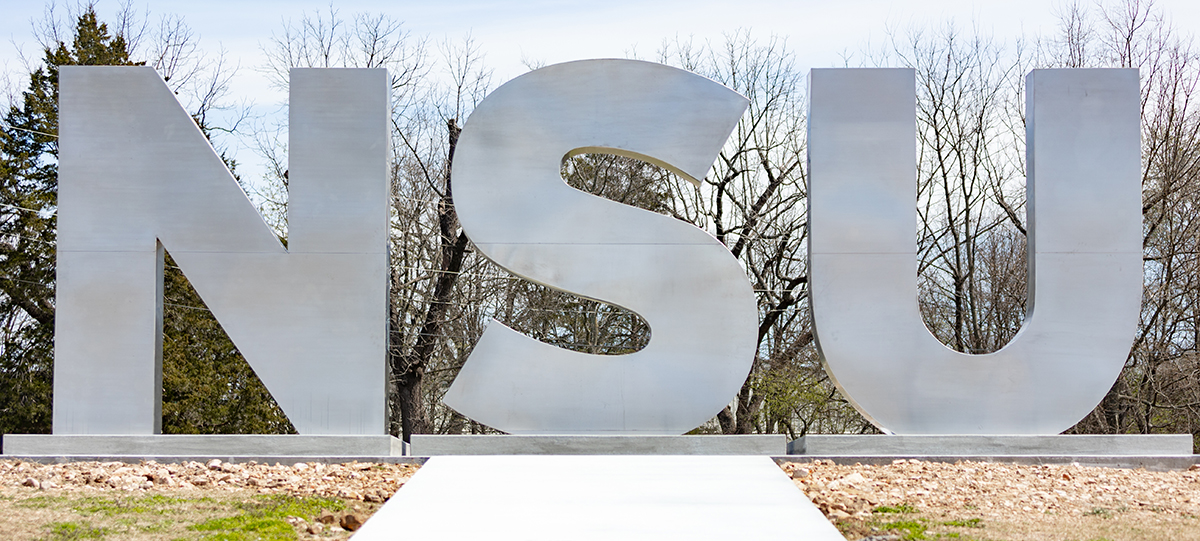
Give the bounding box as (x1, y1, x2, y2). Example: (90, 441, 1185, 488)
(353, 455, 844, 540)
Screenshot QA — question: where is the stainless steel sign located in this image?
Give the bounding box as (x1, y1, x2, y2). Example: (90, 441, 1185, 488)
(53, 61, 1141, 436)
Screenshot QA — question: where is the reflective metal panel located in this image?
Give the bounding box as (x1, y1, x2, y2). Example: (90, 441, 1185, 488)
(808, 68, 1142, 434)
(55, 67, 389, 434)
(446, 59, 757, 434)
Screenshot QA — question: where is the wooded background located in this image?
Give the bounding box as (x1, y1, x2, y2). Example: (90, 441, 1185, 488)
(1, 0, 1197, 451)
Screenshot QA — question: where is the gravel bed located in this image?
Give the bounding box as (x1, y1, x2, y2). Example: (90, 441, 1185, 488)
(784, 458, 1200, 519)
(0, 458, 418, 503)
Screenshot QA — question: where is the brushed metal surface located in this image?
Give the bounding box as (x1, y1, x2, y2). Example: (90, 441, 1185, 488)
(808, 68, 1143, 434)
(55, 67, 389, 434)
(445, 59, 758, 434)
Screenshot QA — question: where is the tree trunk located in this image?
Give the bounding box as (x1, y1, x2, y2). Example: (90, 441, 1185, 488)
(396, 371, 430, 439)
(391, 119, 467, 442)
(716, 406, 735, 433)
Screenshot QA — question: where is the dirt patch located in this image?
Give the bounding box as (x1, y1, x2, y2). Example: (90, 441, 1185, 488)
(782, 458, 1200, 540)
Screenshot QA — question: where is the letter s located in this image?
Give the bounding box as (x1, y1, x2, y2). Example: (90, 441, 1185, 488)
(444, 60, 756, 434)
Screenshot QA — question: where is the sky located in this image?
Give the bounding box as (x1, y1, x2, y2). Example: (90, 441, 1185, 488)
(2, 0, 1199, 181)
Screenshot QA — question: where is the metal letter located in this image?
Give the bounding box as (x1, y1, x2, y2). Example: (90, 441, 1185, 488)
(808, 68, 1142, 434)
(55, 67, 390, 434)
(445, 60, 757, 434)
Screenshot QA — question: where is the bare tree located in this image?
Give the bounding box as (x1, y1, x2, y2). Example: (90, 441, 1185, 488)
(652, 32, 869, 437)
(1048, 1, 1096, 68)
(875, 23, 1029, 355)
(261, 6, 426, 89)
(386, 35, 492, 440)
(883, 1, 1200, 448)
(254, 7, 428, 237)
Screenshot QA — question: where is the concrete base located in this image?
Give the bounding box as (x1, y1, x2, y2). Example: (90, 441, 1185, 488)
(2, 434, 406, 457)
(789, 434, 1194, 456)
(409, 434, 787, 455)
(775, 455, 1200, 471)
(353, 455, 843, 540)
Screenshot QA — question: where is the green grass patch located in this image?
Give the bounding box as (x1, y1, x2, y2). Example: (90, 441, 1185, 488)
(189, 494, 346, 541)
(880, 519, 928, 540)
(42, 521, 108, 540)
(238, 494, 344, 516)
(942, 518, 983, 528)
(72, 494, 193, 516)
(191, 514, 296, 541)
(17, 495, 69, 508)
(1084, 507, 1112, 518)
(874, 503, 919, 514)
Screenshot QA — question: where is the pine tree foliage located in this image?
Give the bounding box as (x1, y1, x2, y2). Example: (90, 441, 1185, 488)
(161, 254, 294, 434)
(0, 8, 137, 434)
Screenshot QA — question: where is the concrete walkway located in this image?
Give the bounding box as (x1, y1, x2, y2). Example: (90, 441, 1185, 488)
(353, 454, 843, 540)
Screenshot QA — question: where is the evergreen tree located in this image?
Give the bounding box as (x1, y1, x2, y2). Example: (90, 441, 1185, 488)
(0, 8, 135, 435)
(161, 254, 293, 434)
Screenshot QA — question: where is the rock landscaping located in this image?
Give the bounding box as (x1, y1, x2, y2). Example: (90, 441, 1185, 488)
(784, 459, 1200, 540)
(2, 459, 417, 504)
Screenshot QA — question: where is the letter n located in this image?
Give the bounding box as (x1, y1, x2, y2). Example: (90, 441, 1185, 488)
(55, 67, 389, 434)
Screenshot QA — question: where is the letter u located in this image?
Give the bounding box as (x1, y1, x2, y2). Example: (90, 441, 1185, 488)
(807, 68, 1142, 434)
